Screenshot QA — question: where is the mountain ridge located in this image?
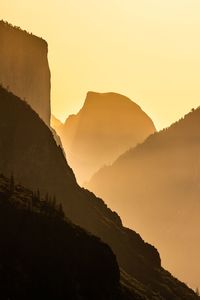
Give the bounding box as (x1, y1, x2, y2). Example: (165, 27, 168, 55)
(87, 106, 200, 290)
(0, 85, 199, 299)
(56, 91, 156, 184)
(0, 173, 124, 300)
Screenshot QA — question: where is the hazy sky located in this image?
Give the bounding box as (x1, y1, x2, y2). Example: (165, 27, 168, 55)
(1, 0, 200, 129)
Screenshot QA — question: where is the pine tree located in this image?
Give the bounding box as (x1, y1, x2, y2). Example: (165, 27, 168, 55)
(58, 203, 65, 218)
(52, 195, 56, 209)
(36, 189, 40, 201)
(9, 173, 15, 194)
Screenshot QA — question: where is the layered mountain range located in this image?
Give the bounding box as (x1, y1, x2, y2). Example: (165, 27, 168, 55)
(56, 91, 156, 184)
(0, 86, 198, 299)
(0, 21, 199, 299)
(87, 107, 200, 289)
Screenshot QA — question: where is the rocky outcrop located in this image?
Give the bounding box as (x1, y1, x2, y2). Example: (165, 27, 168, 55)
(0, 21, 50, 125)
(56, 92, 156, 184)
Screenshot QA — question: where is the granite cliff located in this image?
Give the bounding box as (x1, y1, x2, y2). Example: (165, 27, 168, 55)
(56, 92, 156, 184)
(0, 21, 50, 125)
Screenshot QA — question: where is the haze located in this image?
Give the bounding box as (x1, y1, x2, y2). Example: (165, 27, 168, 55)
(1, 0, 200, 129)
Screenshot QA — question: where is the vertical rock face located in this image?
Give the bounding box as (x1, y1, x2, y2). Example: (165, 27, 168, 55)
(0, 21, 50, 125)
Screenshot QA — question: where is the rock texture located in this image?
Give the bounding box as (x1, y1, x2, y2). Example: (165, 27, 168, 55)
(87, 107, 200, 290)
(0, 21, 50, 125)
(0, 86, 198, 299)
(56, 92, 156, 184)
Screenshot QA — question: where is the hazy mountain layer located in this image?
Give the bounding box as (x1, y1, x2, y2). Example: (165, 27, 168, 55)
(0, 86, 198, 299)
(51, 114, 63, 131)
(0, 21, 50, 125)
(56, 91, 156, 184)
(87, 107, 200, 289)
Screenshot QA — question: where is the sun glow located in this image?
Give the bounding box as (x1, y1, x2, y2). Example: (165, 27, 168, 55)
(1, 0, 200, 129)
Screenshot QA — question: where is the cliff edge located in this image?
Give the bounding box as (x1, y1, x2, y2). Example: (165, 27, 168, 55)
(0, 20, 50, 125)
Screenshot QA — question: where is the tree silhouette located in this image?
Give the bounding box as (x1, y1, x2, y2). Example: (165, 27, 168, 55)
(9, 173, 15, 195)
(58, 203, 65, 218)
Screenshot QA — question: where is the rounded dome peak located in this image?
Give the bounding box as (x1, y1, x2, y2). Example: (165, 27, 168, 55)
(83, 91, 142, 112)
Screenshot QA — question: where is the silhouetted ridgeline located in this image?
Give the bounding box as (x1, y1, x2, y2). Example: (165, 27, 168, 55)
(87, 106, 200, 290)
(0, 173, 124, 299)
(0, 86, 199, 299)
(56, 91, 156, 184)
(51, 114, 63, 130)
(0, 20, 50, 125)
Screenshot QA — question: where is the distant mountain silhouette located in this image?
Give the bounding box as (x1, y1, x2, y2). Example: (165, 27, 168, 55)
(50, 115, 64, 146)
(55, 91, 156, 184)
(87, 107, 200, 290)
(0, 20, 50, 125)
(51, 114, 63, 130)
(0, 174, 122, 300)
(0, 86, 198, 299)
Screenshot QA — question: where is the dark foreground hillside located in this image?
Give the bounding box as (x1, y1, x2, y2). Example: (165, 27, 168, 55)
(0, 86, 199, 299)
(0, 174, 123, 300)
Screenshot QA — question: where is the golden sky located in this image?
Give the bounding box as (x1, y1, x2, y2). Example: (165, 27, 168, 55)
(1, 0, 200, 130)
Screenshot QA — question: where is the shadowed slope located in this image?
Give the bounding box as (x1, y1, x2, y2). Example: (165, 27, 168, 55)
(87, 107, 200, 289)
(0, 86, 198, 299)
(0, 174, 122, 300)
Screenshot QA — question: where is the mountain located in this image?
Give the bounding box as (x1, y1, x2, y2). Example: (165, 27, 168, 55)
(51, 114, 63, 130)
(50, 115, 64, 146)
(0, 174, 122, 300)
(87, 107, 200, 290)
(55, 91, 156, 184)
(0, 21, 50, 125)
(0, 86, 198, 299)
